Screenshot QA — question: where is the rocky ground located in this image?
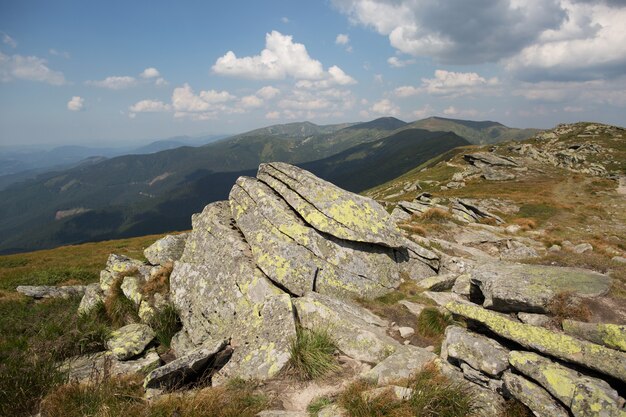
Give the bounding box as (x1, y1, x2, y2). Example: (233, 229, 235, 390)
(15, 122, 626, 416)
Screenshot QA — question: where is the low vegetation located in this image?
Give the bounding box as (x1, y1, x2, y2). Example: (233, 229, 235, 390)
(416, 308, 454, 338)
(548, 291, 592, 325)
(148, 303, 182, 351)
(104, 275, 140, 328)
(287, 326, 340, 380)
(337, 364, 477, 417)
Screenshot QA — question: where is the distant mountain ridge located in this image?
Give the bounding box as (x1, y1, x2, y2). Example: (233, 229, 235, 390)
(0, 116, 534, 254)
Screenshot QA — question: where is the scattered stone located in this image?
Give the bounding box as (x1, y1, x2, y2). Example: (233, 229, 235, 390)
(77, 283, 104, 314)
(502, 372, 569, 417)
(517, 312, 551, 327)
(549, 244, 562, 252)
(144, 233, 188, 266)
(612, 256, 626, 264)
(481, 167, 516, 181)
(61, 348, 161, 382)
(317, 405, 348, 417)
(562, 320, 626, 352)
(257, 412, 307, 417)
(144, 339, 228, 389)
(398, 300, 427, 317)
(398, 327, 415, 338)
(440, 326, 509, 377)
(418, 274, 457, 292)
(16, 285, 85, 299)
(446, 302, 626, 383)
(464, 153, 518, 167)
(422, 291, 470, 307)
(451, 273, 471, 296)
(452, 199, 504, 224)
(509, 351, 625, 417)
(361, 345, 436, 384)
(505, 225, 521, 234)
(574, 242, 594, 254)
(107, 323, 155, 360)
(295, 292, 399, 363)
(470, 262, 611, 313)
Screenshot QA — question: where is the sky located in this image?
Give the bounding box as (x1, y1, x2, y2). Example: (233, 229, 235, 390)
(1, 0, 625, 147)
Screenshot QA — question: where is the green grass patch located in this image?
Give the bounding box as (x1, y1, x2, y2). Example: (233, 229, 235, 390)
(307, 396, 334, 416)
(287, 326, 340, 380)
(516, 203, 558, 224)
(148, 303, 182, 351)
(417, 308, 454, 338)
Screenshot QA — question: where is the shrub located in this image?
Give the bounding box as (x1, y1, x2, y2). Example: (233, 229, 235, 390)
(287, 326, 340, 380)
(148, 303, 182, 350)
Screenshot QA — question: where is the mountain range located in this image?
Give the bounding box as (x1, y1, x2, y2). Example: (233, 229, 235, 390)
(0, 116, 536, 254)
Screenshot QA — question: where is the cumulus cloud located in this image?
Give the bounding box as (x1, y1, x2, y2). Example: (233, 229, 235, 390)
(0, 52, 66, 85)
(140, 67, 160, 79)
(442, 106, 480, 118)
(295, 65, 357, 90)
(2, 33, 17, 48)
(395, 70, 499, 97)
(332, 0, 566, 64)
(370, 98, 400, 116)
(387, 56, 414, 68)
(266, 111, 281, 119)
(213, 31, 332, 80)
(129, 99, 171, 113)
(86, 75, 137, 89)
(335, 33, 350, 45)
(239, 95, 264, 108)
(412, 104, 434, 119)
(49, 49, 70, 59)
(256, 85, 281, 100)
(67, 96, 84, 111)
(513, 77, 626, 106)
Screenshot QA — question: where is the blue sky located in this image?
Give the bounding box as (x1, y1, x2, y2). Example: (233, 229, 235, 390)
(1, 0, 625, 146)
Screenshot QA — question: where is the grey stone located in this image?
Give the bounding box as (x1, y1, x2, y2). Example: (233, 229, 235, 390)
(295, 292, 399, 363)
(573, 242, 594, 254)
(144, 233, 188, 266)
(144, 339, 228, 389)
(509, 351, 625, 417)
(502, 372, 570, 417)
(257, 412, 307, 417)
(121, 276, 143, 306)
(398, 327, 415, 338)
(481, 167, 516, 181)
(362, 385, 413, 401)
(418, 274, 457, 291)
(446, 302, 626, 383)
(451, 273, 471, 296)
(16, 285, 85, 299)
(517, 312, 551, 327)
(106, 323, 155, 360)
(464, 153, 519, 167)
(317, 405, 348, 417)
(562, 320, 626, 352)
(422, 291, 470, 307)
(612, 256, 626, 264)
(440, 326, 509, 377)
(398, 300, 427, 317)
(257, 162, 405, 248)
(470, 262, 611, 313)
(61, 348, 161, 382)
(78, 283, 104, 315)
(549, 244, 562, 252)
(361, 345, 436, 384)
(452, 199, 504, 224)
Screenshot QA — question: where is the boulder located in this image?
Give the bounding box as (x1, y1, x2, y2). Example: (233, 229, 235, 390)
(77, 283, 104, 314)
(257, 162, 405, 248)
(143, 233, 188, 265)
(144, 339, 228, 389)
(171, 201, 297, 382)
(16, 285, 85, 299)
(317, 405, 348, 417)
(451, 199, 504, 224)
(481, 167, 516, 181)
(470, 262, 611, 313)
(509, 351, 625, 417)
(517, 312, 551, 327)
(107, 323, 155, 360)
(451, 273, 471, 296)
(422, 291, 470, 307)
(398, 327, 415, 338)
(573, 242, 594, 254)
(361, 345, 436, 384)
(229, 176, 402, 298)
(562, 320, 626, 352)
(440, 326, 509, 377)
(398, 300, 428, 317)
(446, 302, 626, 383)
(417, 274, 457, 292)
(61, 348, 161, 382)
(464, 153, 518, 167)
(502, 372, 570, 417)
(121, 276, 143, 306)
(294, 292, 399, 363)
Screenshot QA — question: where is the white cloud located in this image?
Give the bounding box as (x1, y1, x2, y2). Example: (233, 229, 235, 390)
(239, 95, 264, 108)
(0, 52, 66, 85)
(212, 31, 326, 80)
(172, 83, 211, 112)
(564, 106, 584, 112)
(256, 85, 280, 100)
(513, 77, 626, 106)
(49, 49, 70, 59)
(155, 77, 168, 86)
(395, 70, 499, 97)
(2, 33, 17, 48)
(370, 98, 399, 116)
(199, 89, 236, 103)
(412, 104, 434, 119)
(295, 65, 357, 89)
(129, 99, 171, 113)
(335, 33, 350, 45)
(281, 17, 290, 23)
(387, 56, 414, 68)
(67, 96, 84, 111)
(394, 85, 421, 97)
(442, 106, 480, 118)
(266, 111, 281, 119)
(140, 67, 160, 79)
(86, 75, 137, 89)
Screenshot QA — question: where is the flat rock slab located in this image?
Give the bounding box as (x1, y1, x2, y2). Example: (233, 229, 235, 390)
(144, 339, 228, 389)
(106, 323, 155, 360)
(61, 348, 161, 382)
(418, 274, 457, 291)
(16, 285, 85, 299)
(563, 320, 626, 352)
(361, 345, 436, 384)
(470, 262, 611, 313)
(257, 162, 405, 248)
(509, 351, 625, 417)
(441, 326, 509, 377)
(503, 372, 569, 417)
(294, 292, 399, 364)
(446, 302, 626, 383)
(144, 233, 188, 266)
(464, 153, 518, 167)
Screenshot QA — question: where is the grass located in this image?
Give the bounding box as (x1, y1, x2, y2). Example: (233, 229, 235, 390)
(548, 291, 592, 325)
(287, 326, 340, 380)
(416, 307, 454, 338)
(39, 374, 269, 417)
(148, 303, 182, 351)
(414, 208, 453, 224)
(141, 261, 173, 301)
(307, 396, 334, 416)
(104, 275, 140, 328)
(338, 364, 477, 417)
(500, 399, 534, 417)
(516, 203, 559, 225)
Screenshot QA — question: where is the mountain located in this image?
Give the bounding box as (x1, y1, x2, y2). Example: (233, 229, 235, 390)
(407, 116, 539, 144)
(0, 121, 469, 254)
(344, 116, 408, 131)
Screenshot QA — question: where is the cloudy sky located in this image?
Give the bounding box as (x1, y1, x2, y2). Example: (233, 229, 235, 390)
(1, 0, 625, 146)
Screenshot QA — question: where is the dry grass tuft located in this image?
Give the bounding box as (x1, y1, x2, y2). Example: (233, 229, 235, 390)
(511, 218, 537, 230)
(104, 276, 140, 328)
(287, 326, 340, 380)
(548, 291, 592, 325)
(142, 261, 173, 301)
(416, 208, 453, 223)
